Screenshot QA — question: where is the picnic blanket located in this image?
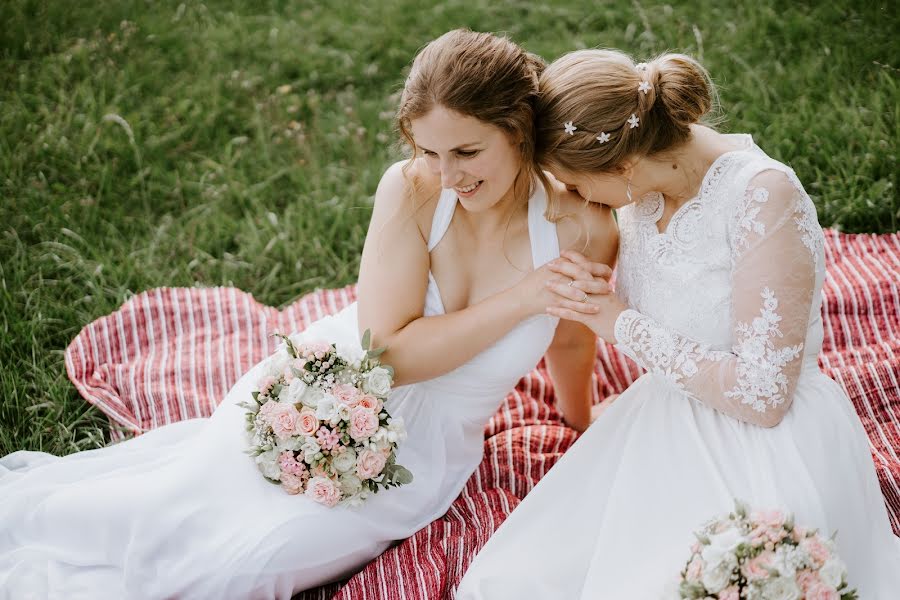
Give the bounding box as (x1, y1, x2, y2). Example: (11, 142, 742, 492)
(64, 229, 900, 599)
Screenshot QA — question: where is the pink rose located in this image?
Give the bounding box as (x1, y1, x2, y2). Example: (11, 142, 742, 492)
(304, 475, 342, 507)
(743, 551, 774, 580)
(356, 393, 382, 413)
(349, 407, 379, 441)
(332, 383, 361, 407)
(718, 586, 739, 600)
(297, 407, 319, 436)
(269, 403, 302, 439)
(356, 449, 387, 480)
(800, 536, 831, 568)
(280, 472, 304, 495)
(806, 583, 840, 600)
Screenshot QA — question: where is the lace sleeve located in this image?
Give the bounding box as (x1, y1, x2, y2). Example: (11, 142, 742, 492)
(613, 170, 821, 427)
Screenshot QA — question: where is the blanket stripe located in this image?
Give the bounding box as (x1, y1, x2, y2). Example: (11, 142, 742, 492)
(63, 229, 900, 598)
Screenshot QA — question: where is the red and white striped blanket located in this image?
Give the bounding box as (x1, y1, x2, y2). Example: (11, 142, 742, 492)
(65, 229, 900, 599)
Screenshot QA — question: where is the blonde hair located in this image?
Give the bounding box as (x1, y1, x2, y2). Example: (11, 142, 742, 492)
(396, 29, 549, 210)
(535, 49, 717, 174)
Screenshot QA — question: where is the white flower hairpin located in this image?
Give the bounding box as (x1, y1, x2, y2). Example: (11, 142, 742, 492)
(563, 121, 577, 136)
(596, 132, 611, 144)
(638, 81, 652, 95)
(627, 114, 640, 129)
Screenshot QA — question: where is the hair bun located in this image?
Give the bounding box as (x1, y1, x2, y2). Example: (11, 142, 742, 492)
(650, 53, 713, 133)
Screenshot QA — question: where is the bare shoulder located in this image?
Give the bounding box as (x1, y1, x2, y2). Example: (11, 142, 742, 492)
(544, 173, 618, 263)
(373, 158, 443, 240)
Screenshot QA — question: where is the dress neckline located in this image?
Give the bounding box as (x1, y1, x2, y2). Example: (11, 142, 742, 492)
(634, 133, 754, 236)
(426, 184, 551, 316)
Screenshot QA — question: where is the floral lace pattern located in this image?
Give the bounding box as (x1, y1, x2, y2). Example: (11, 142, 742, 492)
(724, 288, 804, 413)
(732, 187, 769, 254)
(614, 309, 723, 390)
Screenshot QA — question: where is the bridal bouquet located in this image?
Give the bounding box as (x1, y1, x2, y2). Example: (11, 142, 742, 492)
(677, 500, 858, 599)
(241, 330, 412, 507)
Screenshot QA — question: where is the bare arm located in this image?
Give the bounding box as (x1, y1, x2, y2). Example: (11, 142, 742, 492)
(543, 194, 618, 432)
(356, 162, 568, 387)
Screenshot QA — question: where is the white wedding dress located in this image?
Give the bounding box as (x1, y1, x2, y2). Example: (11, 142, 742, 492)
(456, 135, 900, 599)
(0, 185, 561, 599)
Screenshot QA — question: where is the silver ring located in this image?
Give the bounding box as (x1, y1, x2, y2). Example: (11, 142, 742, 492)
(580, 291, 589, 303)
(567, 280, 576, 287)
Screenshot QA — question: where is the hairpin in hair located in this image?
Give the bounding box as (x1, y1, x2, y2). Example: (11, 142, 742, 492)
(638, 81, 652, 95)
(563, 121, 577, 136)
(596, 132, 611, 144)
(627, 114, 640, 129)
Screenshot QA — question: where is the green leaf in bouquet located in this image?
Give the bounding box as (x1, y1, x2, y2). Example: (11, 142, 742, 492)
(272, 332, 298, 358)
(251, 391, 260, 402)
(361, 329, 372, 351)
(678, 580, 706, 599)
(733, 498, 749, 519)
(384, 365, 395, 378)
(366, 347, 386, 359)
(383, 464, 414, 486)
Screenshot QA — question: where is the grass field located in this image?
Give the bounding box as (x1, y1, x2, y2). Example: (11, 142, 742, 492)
(1, 0, 897, 455)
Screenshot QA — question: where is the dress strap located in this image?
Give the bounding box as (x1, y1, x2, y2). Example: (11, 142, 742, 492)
(527, 182, 560, 268)
(427, 188, 458, 252)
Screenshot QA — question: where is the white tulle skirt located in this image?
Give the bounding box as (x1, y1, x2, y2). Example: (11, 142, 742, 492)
(456, 368, 900, 599)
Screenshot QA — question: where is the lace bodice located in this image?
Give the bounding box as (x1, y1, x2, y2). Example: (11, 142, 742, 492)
(613, 134, 826, 427)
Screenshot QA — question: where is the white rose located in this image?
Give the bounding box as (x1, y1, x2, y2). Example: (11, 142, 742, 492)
(334, 402, 352, 423)
(701, 559, 734, 593)
(761, 577, 801, 600)
(336, 341, 366, 366)
(332, 449, 357, 473)
(282, 378, 308, 404)
(301, 386, 324, 408)
(818, 558, 845, 589)
(255, 449, 281, 480)
(364, 367, 393, 396)
(701, 526, 745, 569)
(339, 473, 363, 496)
(772, 545, 800, 577)
(315, 395, 336, 421)
(266, 351, 290, 378)
(387, 416, 407, 442)
(276, 437, 304, 452)
(301, 438, 321, 462)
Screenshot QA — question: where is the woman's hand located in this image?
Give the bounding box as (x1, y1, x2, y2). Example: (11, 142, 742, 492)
(511, 258, 597, 318)
(544, 250, 626, 344)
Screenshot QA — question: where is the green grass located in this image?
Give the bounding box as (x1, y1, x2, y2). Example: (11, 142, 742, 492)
(1, 0, 897, 455)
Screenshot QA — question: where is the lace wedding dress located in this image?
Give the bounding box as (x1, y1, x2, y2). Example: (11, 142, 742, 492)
(456, 135, 900, 598)
(0, 186, 561, 599)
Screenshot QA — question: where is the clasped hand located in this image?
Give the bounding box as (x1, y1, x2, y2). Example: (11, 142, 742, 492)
(542, 250, 626, 344)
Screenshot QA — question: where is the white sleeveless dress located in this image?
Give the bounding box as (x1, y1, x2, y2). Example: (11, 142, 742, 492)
(0, 186, 561, 599)
(456, 135, 900, 599)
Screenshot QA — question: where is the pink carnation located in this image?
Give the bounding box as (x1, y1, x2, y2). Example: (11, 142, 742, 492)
(349, 407, 379, 441)
(332, 383, 361, 407)
(800, 536, 831, 568)
(797, 570, 822, 593)
(806, 583, 840, 600)
(269, 402, 302, 439)
(280, 472, 304, 495)
(751, 509, 786, 529)
(743, 551, 774, 581)
(356, 449, 387, 480)
(259, 399, 279, 419)
(304, 476, 342, 507)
